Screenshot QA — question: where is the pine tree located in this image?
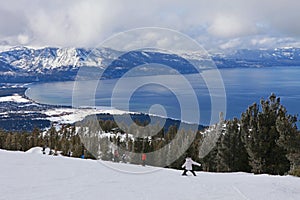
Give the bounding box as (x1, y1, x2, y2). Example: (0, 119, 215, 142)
(32, 127, 41, 147)
(99, 137, 111, 160)
(0, 130, 6, 149)
(200, 114, 225, 172)
(48, 126, 57, 154)
(241, 94, 290, 175)
(5, 133, 12, 150)
(276, 106, 300, 173)
(218, 118, 250, 172)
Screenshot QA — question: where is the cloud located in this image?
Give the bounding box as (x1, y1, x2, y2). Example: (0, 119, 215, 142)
(250, 36, 300, 49)
(219, 38, 242, 49)
(208, 15, 257, 38)
(251, 37, 278, 47)
(17, 34, 29, 45)
(0, 0, 300, 49)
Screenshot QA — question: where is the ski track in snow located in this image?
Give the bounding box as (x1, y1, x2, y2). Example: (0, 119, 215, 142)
(1, 149, 300, 200)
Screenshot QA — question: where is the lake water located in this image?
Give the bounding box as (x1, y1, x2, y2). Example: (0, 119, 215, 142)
(25, 66, 300, 125)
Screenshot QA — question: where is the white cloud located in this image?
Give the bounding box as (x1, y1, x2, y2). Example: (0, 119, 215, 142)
(17, 34, 29, 45)
(0, 0, 300, 49)
(251, 37, 277, 46)
(252, 37, 300, 48)
(219, 38, 242, 49)
(208, 15, 257, 38)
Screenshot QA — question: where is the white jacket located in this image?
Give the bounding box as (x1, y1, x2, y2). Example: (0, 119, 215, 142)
(182, 158, 201, 170)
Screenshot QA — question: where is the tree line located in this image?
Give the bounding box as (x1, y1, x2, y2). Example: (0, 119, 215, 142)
(203, 94, 300, 176)
(0, 125, 91, 158)
(0, 94, 299, 176)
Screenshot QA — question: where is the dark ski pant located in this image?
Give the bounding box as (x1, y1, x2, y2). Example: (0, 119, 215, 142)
(182, 169, 196, 176)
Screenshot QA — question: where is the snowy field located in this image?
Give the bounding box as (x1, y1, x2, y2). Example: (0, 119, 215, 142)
(0, 94, 30, 103)
(0, 149, 300, 200)
(0, 94, 132, 124)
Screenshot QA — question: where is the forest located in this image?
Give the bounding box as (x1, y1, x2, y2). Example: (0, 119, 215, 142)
(0, 94, 299, 177)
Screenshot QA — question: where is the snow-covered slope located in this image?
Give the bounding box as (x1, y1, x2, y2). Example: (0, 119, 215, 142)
(25, 147, 59, 156)
(0, 93, 30, 103)
(0, 46, 204, 82)
(0, 149, 299, 200)
(44, 107, 131, 124)
(1, 46, 300, 82)
(0, 46, 115, 71)
(0, 46, 118, 82)
(0, 93, 136, 130)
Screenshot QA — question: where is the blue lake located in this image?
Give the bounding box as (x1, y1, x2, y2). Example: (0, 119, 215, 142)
(25, 66, 300, 125)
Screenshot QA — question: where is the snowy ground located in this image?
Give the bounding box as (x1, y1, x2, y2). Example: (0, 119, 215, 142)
(0, 94, 132, 125)
(0, 149, 299, 200)
(44, 107, 131, 124)
(0, 94, 30, 103)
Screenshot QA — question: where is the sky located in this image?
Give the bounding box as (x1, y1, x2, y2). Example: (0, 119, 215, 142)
(1, 0, 300, 51)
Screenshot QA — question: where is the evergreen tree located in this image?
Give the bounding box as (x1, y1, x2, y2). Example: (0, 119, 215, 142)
(200, 114, 225, 172)
(0, 130, 6, 149)
(241, 94, 290, 175)
(5, 133, 12, 150)
(276, 106, 300, 173)
(218, 118, 250, 172)
(31, 127, 41, 147)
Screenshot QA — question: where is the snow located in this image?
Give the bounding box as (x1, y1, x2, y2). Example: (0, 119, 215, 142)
(0, 149, 299, 200)
(0, 94, 30, 103)
(0, 45, 13, 52)
(25, 147, 56, 155)
(141, 51, 151, 58)
(25, 147, 46, 154)
(44, 107, 131, 124)
(0, 46, 116, 73)
(0, 93, 136, 125)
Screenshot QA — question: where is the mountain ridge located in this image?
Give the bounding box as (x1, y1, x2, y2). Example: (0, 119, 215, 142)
(1, 46, 300, 82)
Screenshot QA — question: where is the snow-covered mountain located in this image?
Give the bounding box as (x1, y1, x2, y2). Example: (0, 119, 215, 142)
(0, 46, 121, 82)
(1, 149, 300, 200)
(213, 47, 300, 68)
(0, 46, 117, 70)
(0, 46, 206, 82)
(1, 46, 300, 82)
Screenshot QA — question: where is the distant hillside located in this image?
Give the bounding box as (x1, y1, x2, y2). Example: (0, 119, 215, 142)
(1, 46, 300, 83)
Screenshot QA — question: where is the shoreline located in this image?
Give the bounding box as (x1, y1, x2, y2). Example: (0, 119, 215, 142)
(1, 85, 202, 129)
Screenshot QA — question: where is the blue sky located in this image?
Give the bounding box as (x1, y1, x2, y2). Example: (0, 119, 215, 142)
(1, 0, 300, 51)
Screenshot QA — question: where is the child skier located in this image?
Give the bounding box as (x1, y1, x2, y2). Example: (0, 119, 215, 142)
(181, 157, 201, 176)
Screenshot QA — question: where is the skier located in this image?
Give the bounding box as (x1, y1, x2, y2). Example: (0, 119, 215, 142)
(121, 153, 127, 163)
(42, 146, 46, 155)
(181, 157, 201, 176)
(141, 153, 146, 166)
(114, 150, 120, 162)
